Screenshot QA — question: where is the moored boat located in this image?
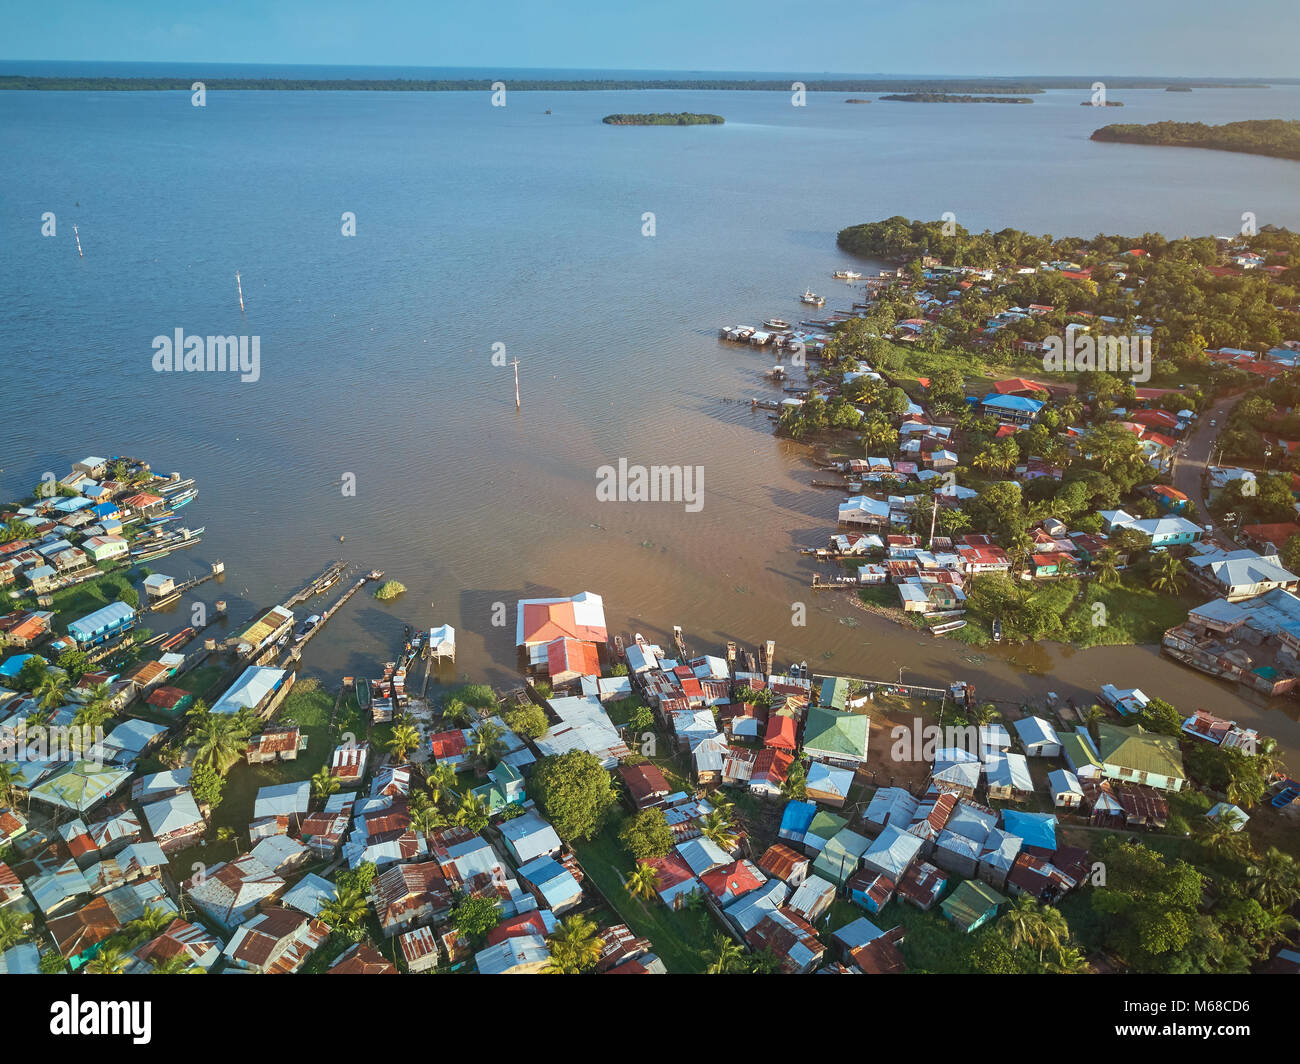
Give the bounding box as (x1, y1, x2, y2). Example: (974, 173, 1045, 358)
(801, 290, 826, 307)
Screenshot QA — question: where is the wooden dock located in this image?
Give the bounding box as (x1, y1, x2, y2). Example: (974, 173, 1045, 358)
(285, 560, 349, 607)
(142, 561, 225, 614)
(280, 569, 378, 664)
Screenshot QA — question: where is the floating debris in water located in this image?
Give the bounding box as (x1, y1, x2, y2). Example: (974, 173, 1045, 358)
(734, 585, 751, 595)
(838, 617, 860, 629)
(821, 650, 834, 659)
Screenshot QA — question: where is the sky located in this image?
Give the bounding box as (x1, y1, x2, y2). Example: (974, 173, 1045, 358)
(4, 0, 1298, 77)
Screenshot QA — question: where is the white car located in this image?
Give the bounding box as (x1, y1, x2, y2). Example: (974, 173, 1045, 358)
(1209, 419, 1217, 427)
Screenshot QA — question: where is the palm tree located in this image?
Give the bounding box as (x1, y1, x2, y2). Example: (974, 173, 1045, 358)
(311, 765, 339, 800)
(0, 907, 29, 951)
(1247, 847, 1300, 911)
(1049, 945, 1093, 973)
(1199, 812, 1248, 860)
(184, 697, 211, 726)
(1002, 895, 1046, 953)
(150, 954, 202, 974)
(455, 790, 490, 831)
(700, 807, 739, 852)
(35, 670, 70, 710)
(124, 907, 174, 947)
(1034, 905, 1070, 963)
(0, 519, 35, 544)
(425, 763, 457, 808)
(1094, 547, 1120, 587)
(625, 862, 660, 902)
(319, 885, 369, 937)
(442, 697, 473, 727)
(386, 723, 421, 762)
(1150, 552, 1185, 594)
(0, 761, 23, 809)
(1083, 703, 1106, 744)
(472, 721, 506, 769)
(84, 945, 131, 974)
(193, 713, 246, 775)
(973, 703, 1000, 727)
(706, 934, 745, 974)
(543, 914, 601, 974)
(410, 803, 449, 835)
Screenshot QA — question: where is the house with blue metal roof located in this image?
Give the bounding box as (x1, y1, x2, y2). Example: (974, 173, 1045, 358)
(67, 601, 136, 648)
(979, 393, 1044, 424)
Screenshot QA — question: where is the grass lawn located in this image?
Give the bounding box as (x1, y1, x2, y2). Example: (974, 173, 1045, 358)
(571, 828, 714, 974)
(45, 568, 139, 631)
(1062, 576, 1198, 648)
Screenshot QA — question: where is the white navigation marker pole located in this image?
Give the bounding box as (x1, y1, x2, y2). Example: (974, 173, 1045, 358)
(235, 270, 246, 317)
(510, 357, 521, 410)
(73, 225, 84, 258)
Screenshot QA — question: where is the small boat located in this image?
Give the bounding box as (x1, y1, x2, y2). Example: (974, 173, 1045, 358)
(763, 318, 792, 331)
(832, 270, 862, 280)
(169, 488, 197, 508)
(992, 619, 1003, 642)
(356, 677, 371, 710)
(673, 625, 688, 659)
(159, 477, 195, 494)
(801, 290, 826, 307)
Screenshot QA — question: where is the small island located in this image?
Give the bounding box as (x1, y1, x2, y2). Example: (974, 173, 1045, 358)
(879, 92, 1033, 104)
(1091, 119, 1300, 161)
(601, 112, 724, 125)
(844, 97, 872, 104)
(1166, 85, 1193, 92)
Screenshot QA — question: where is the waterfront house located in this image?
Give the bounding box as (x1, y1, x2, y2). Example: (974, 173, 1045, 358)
(515, 592, 607, 671)
(1013, 716, 1062, 757)
(941, 880, 1006, 933)
(1095, 722, 1186, 792)
(802, 706, 869, 768)
(838, 495, 890, 530)
(67, 601, 135, 648)
(82, 535, 128, 563)
(1186, 546, 1299, 601)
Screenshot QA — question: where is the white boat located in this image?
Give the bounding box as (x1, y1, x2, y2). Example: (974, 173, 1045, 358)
(832, 270, 862, 280)
(763, 318, 792, 331)
(801, 290, 826, 307)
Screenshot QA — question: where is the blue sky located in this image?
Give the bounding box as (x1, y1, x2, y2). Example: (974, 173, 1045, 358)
(4, 0, 1297, 76)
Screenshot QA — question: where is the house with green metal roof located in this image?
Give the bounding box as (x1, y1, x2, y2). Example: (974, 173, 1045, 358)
(818, 676, 849, 711)
(470, 761, 526, 815)
(941, 879, 1007, 933)
(28, 761, 133, 814)
(1059, 729, 1101, 779)
(803, 707, 869, 768)
(1095, 722, 1186, 792)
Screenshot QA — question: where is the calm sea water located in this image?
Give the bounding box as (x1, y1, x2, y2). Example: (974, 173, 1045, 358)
(3, 82, 1300, 749)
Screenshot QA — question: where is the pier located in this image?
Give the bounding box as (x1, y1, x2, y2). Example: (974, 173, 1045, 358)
(285, 560, 349, 607)
(142, 561, 225, 613)
(279, 568, 382, 665)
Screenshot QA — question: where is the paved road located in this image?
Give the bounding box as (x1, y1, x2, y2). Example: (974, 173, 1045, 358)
(1171, 393, 1238, 548)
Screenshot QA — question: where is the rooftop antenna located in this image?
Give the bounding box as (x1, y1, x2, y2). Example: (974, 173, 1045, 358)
(72, 224, 84, 258)
(235, 270, 245, 318)
(510, 356, 521, 410)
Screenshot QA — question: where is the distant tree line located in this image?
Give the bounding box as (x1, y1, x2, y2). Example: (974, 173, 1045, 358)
(601, 112, 723, 125)
(880, 93, 1034, 103)
(1091, 119, 1300, 161)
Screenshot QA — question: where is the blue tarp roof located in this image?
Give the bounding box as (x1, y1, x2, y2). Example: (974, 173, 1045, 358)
(1001, 810, 1057, 852)
(780, 800, 817, 838)
(0, 653, 42, 678)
